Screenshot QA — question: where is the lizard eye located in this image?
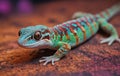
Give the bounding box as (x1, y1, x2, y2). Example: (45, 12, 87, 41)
(18, 31, 22, 36)
(34, 31, 42, 40)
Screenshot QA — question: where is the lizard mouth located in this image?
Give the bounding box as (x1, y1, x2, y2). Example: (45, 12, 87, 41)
(18, 41, 38, 48)
(22, 39, 52, 48)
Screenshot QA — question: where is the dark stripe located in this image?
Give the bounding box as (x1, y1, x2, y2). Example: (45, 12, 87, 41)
(61, 24, 70, 40)
(80, 19, 87, 28)
(91, 16, 98, 29)
(54, 26, 62, 36)
(84, 17, 90, 26)
(86, 17, 94, 35)
(69, 22, 79, 45)
(76, 20, 86, 40)
(63, 22, 79, 45)
(53, 28, 58, 40)
(69, 21, 78, 30)
(58, 25, 65, 41)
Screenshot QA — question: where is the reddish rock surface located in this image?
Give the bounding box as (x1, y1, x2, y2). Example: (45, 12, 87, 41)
(0, 0, 120, 76)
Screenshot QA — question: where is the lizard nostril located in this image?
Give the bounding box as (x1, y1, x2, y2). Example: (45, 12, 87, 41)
(18, 31, 22, 36)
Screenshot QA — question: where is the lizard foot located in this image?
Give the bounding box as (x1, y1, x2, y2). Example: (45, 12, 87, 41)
(39, 55, 60, 65)
(100, 36, 120, 45)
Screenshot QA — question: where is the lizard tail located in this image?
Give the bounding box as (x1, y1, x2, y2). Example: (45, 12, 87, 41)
(96, 3, 120, 21)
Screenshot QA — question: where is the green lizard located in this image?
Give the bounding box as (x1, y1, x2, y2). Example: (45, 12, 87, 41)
(18, 3, 120, 65)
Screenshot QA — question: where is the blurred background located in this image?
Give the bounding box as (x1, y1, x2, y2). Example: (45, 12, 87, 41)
(0, 0, 120, 26)
(0, 0, 45, 16)
(0, 0, 120, 17)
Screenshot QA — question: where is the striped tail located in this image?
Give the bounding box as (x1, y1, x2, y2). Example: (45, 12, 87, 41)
(96, 3, 120, 21)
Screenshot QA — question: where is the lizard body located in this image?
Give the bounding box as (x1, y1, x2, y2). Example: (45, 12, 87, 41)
(18, 3, 120, 65)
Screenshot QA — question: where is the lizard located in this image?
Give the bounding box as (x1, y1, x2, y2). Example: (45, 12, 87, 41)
(18, 3, 120, 65)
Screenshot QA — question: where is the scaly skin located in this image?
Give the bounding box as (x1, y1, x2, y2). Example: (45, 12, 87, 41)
(18, 3, 120, 65)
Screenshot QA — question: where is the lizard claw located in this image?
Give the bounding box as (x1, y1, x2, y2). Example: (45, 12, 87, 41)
(100, 36, 120, 45)
(39, 56, 60, 65)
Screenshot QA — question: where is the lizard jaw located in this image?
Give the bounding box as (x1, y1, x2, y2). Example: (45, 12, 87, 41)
(19, 39, 53, 48)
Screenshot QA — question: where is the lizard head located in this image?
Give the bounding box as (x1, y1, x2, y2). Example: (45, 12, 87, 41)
(18, 25, 52, 48)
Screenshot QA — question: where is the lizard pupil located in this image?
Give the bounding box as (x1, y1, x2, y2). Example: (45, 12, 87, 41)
(34, 31, 41, 40)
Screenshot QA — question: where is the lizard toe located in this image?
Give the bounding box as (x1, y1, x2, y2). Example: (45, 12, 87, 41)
(39, 56, 60, 65)
(100, 36, 120, 45)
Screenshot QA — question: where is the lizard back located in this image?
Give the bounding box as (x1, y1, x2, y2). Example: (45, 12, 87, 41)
(51, 15, 99, 47)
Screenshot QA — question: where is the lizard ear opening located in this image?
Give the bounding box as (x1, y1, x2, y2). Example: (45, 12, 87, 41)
(34, 31, 42, 41)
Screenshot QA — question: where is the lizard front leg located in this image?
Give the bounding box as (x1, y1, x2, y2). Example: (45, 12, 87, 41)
(39, 42, 71, 65)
